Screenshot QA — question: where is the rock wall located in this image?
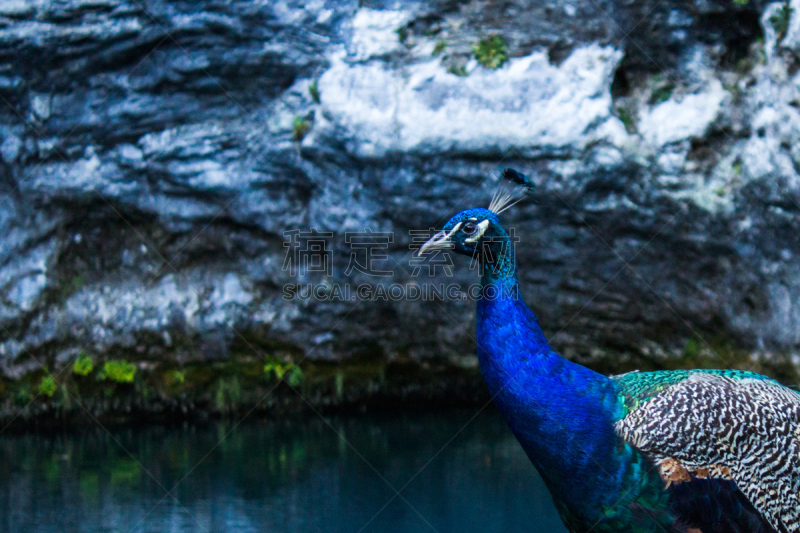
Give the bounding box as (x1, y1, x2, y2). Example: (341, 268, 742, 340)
(2, 0, 800, 395)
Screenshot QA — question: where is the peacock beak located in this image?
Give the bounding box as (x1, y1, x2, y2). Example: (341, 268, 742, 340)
(418, 222, 461, 256)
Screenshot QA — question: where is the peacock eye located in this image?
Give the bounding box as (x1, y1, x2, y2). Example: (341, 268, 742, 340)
(463, 222, 477, 235)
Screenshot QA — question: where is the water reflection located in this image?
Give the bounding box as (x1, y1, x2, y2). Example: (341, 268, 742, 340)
(0, 408, 565, 533)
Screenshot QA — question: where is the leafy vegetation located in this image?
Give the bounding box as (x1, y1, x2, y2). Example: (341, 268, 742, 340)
(72, 352, 93, 376)
(292, 116, 311, 141)
(98, 360, 137, 383)
(732, 0, 749, 6)
(649, 82, 675, 105)
(447, 64, 469, 77)
(770, 3, 793, 44)
(432, 40, 447, 57)
(472, 35, 509, 69)
(169, 369, 185, 384)
(263, 357, 305, 388)
(615, 106, 636, 133)
(14, 382, 32, 406)
(263, 357, 291, 380)
(287, 366, 305, 387)
(395, 26, 408, 43)
(308, 80, 320, 104)
(38, 374, 57, 397)
(683, 338, 702, 361)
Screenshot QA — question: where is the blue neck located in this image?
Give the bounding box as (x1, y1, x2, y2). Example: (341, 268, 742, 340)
(476, 269, 630, 520)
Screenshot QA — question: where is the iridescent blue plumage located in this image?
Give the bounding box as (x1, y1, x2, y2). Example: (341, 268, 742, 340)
(419, 171, 798, 532)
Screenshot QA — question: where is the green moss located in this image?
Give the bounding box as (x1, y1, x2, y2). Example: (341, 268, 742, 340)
(72, 352, 93, 376)
(683, 338, 702, 361)
(292, 116, 311, 141)
(770, 3, 793, 44)
(395, 26, 408, 43)
(38, 374, 57, 397)
(308, 80, 320, 104)
(472, 35, 509, 69)
(13, 383, 32, 406)
(98, 360, 136, 383)
(649, 82, 674, 105)
(446, 64, 468, 77)
(0, 347, 481, 423)
(59, 274, 86, 303)
(263, 357, 293, 380)
(615, 106, 636, 133)
(287, 366, 305, 387)
(432, 40, 447, 56)
(732, 0, 748, 5)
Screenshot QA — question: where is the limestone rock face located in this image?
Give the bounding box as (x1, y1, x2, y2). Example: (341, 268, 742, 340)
(1, 0, 800, 378)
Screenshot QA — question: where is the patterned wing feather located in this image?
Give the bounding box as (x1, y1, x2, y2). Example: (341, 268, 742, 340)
(613, 370, 800, 533)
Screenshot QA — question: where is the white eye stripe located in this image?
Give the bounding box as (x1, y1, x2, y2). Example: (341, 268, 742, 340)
(464, 220, 490, 243)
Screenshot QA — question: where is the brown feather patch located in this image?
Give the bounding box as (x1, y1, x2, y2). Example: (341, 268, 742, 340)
(660, 458, 691, 488)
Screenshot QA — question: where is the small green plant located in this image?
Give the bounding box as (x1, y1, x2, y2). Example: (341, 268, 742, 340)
(472, 35, 509, 69)
(292, 116, 311, 141)
(169, 369, 185, 384)
(308, 80, 320, 104)
(395, 26, 408, 43)
(432, 40, 447, 56)
(72, 352, 93, 376)
(770, 2, 793, 44)
(732, 159, 743, 176)
(263, 357, 292, 380)
(263, 358, 304, 387)
(615, 106, 636, 133)
(98, 360, 136, 383)
(649, 82, 674, 105)
(683, 338, 702, 360)
(38, 374, 57, 397)
(14, 384, 32, 406)
(732, 0, 749, 6)
(447, 64, 469, 77)
(287, 366, 305, 387)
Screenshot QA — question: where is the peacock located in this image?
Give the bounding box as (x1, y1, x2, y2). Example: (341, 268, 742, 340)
(418, 168, 800, 533)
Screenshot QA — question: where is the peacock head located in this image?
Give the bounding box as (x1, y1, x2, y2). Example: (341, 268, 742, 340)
(419, 208, 501, 257)
(418, 168, 534, 268)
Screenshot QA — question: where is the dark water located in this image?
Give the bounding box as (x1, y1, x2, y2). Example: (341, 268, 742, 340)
(0, 409, 566, 533)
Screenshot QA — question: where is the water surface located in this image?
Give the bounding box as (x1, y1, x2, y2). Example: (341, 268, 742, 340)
(0, 409, 566, 533)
